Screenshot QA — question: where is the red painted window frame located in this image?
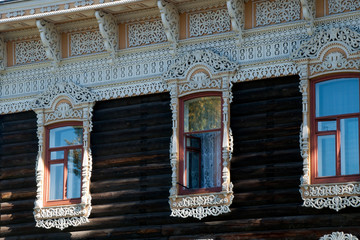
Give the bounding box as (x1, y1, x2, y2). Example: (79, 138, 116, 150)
(178, 92, 223, 195)
(44, 121, 83, 207)
(311, 74, 360, 184)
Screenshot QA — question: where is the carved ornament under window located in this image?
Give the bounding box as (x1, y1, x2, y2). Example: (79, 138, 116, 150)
(319, 232, 358, 240)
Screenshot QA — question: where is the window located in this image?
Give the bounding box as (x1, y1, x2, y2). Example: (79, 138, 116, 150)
(311, 76, 360, 184)
(45, 123, 83, 206)
(179, 93, 222, 194)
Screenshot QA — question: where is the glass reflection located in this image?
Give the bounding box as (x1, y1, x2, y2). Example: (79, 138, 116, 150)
(50, 151, 64, 160)
(50, 126, 83, 148)
(340, 118, 359, 175)
(49, 164, 64, 200)
(67, 149, 82, 199)
(317, 135, 336, 177)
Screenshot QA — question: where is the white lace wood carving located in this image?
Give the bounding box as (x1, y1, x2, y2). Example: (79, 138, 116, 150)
(328, 0, 360, 14)
(255, 0, 301, 27)
(0, 35, 5, 71)
(33, 81, 96, 230)
(310, 52, 360, 74)
(70, 31, 105, 56)
(15, 40, 47, 65)
(95, 10, 118, 62)
(36, 19, 61, 67)
(189, 9, 231, 37)
(158, 0, 179, 53)
(226, 0, 245, 46)
(320, 232, 359, 240)
(300, 0, 315, 35)
(127, 20, 167, 47)
(164, 50, 237, 220)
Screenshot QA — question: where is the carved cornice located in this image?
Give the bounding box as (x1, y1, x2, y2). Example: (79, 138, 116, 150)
(319, 232, 359, 240)
(95, 10, 119, 63)
(292, 27, 360, 60)
(300, 0, 315, 35)
(157, 0, 179, 54)
(36, 19, 61, 67)
(163, 49, 239, 81)
(32, 80, 97, 109)
(226, 0, 245, 46)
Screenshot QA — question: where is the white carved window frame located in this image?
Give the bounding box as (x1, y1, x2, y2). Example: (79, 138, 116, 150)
(293, 28, 360, 211)
(32, 81, 96, 230)
(163, 50, 238, 220)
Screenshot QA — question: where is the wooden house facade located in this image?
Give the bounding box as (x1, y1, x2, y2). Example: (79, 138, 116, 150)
(1, 0, 360, 239)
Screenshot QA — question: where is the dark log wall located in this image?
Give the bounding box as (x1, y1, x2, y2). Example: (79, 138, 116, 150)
(1, 77, 360, 240)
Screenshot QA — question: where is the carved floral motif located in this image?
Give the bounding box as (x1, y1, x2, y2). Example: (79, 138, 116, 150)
(310, 52, 360, 74)
(45, 102, 82, 122)
(319, 232, 359, 240)
(255, 0, 300, 27)
(15, 40, 47, 64)
(189, 9, 231, 37)
(328, 0, 360, 14)
(70, 31, 105, 56)
(128, 20, 167, 47)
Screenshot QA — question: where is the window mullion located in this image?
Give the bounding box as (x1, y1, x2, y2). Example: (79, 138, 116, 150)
(63, 149, 68, 200)
(336, 118, 341, 176)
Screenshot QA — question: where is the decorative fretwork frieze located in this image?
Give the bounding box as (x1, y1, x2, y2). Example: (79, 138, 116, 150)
(226, 0, 245, 46)
(75, 0, 94, 7)
(6, 10, 25, 18)
(127, 20, 167, 47)
(95, 10, 118, 62)
(189, 9, 231, 38)
(157, 0, 179, 53)
(328, 0, 360, 14)
(33, 81, 95, 230)
(36, 20, 61, 67)
(70, 30, 105, 56)
(319, 232, 359, 240)
(292, 28, 360, 60)
(255, 0, 301, 27)
(310, 52, 360, 75)
(40, 5, 59, 13)
(15, 40, 47, 65)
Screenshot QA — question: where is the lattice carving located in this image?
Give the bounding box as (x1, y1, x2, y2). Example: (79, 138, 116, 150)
(300, 0, 315, 35)
(163, 50, 238, 80)
(75, 0, 94, 7)
(158, 0, 179, 53)
(36, 20, 61, 67)
(0, 35, 4, 71)
(320, 232, 359, 240)
(128, 20, 167, 47)
(70, 31, 105, 56)
(15, 40, 47, 65)
(189, 9, 231, 37)
(226, 0, 245, 46)
(95, 10, 119, 62)
(292, 28, 360, 60)
(33, 81, 95, 230)
(255, 0, 301, 27)
(179, 72, 222, 94)
(310, 52, 360, 74)
(6, 10, 25, 18)
(328, 0, 360, 14)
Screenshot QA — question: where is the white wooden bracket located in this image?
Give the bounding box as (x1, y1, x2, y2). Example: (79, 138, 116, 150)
(226, 0, 246, 47)
(36, 19, 61, 68)
(0, 34, 5, 72)
(157, 0, 179, 55)
(300, 0, 315, 35)
(95, 10, 119, 63)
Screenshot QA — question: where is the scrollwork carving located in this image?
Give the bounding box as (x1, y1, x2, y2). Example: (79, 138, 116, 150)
(128, 20, 167, 47)
(15, 40, 47, 65)
(226, 0, 245, 46)
(319, 232, 359, 240)
(36, 19, 61, 67)
(70, 30, 105, 56)
(0, 35, 4, 71)
(328, 0, 360, 14)
(95, 10, 119, 62)
(300, 0, 315, 35)
(310, 52, 360, 74)
(157, 0, 179, 54)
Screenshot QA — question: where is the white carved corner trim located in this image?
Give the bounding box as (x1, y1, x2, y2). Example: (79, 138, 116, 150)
(319, 232, 359, 240)
(292, 28, 360, 60)
(157, 0, 179, 54)
(300, 0, 315, 36)
(226, 0, 245, 46)
(33, 81, 95, 230)
(163, 49, 239, 81)
(0, 34, 5, 71)
(95, 10, 119, 63)
(36, 19, 61, 67)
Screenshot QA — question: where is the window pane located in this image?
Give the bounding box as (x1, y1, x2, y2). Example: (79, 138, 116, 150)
(67, 149, 82, 199)
(50, 151, 64, 160)
(187, 151, 200, 189)
(49, 163, 64, 200)
(316, 78, 359, 117)
(184, 96, 221, 132)
(340, 118, 359, 175)
(186, 136, 201, 148)
(318, 121, 336, 132)
(317, 135, 336, 177)
(50, 126, 83, 148)
(189, 131, 221, 188)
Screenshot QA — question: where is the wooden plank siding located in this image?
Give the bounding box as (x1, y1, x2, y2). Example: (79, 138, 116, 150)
(1, 77, 360, 239)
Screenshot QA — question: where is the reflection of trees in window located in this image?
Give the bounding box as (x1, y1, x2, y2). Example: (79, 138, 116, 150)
(64, 129, 82, 177)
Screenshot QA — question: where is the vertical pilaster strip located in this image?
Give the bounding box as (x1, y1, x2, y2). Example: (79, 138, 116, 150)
(169, 82, 179, 198)
(157, 0, 179, 55)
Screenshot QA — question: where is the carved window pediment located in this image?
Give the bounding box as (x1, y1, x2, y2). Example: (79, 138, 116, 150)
(163, 50, 238, 220)
(32, 81, 96, 230)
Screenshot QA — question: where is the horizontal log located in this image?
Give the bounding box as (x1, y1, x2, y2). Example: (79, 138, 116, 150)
(0, 176, 35, 192)
(0, 199, 34, 213)
(0, 153, 37, 168)
(233, 175, 300, 192)
(1, 187, 36, 201)
(1, 141, 38, 157)
(0, 165, 35, 180)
